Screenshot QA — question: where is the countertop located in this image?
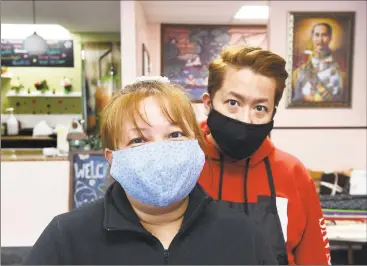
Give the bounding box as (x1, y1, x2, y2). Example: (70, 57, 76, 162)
(0, 148, 68, 162)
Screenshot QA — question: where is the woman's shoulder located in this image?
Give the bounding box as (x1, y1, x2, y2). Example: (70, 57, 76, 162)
(57, 198, 105, 232)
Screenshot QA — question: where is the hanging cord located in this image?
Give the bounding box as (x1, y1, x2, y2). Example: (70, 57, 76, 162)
(218, 154, 224, 200)
(243, 158, 250, 215)
(32, 0, 36, 24)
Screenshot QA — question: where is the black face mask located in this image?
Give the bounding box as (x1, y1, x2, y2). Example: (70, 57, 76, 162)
(207, 108, 274, 161)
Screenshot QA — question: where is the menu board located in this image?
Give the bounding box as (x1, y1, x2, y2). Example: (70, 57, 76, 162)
(1, 39, 74, 67)
(69, 151, 110, 210)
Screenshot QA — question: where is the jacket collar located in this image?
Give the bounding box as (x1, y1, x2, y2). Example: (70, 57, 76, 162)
(199, 120, 275, 168)
(103, 182, 213, 232)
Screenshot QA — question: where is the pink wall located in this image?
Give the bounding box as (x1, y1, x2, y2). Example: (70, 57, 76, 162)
(269, 1, 366, 171)
(269, 0, 366, 128)
(135, 1, 160, 77)
(133, 1, 366, 171)
(120, 1, 137, 86)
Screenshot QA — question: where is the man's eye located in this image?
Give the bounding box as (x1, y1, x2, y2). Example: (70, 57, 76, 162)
(169, 131, 184, 138)
(227, 99, 240, 107)
(255, 105, 268, 112)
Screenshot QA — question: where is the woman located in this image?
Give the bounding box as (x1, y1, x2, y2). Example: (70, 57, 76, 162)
(24, 77, 277, 265)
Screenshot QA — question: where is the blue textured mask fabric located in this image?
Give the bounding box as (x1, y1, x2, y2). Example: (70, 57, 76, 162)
(110, 140, 205, 207)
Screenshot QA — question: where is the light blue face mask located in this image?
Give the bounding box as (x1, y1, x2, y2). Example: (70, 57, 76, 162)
(110, 140, 205, 207)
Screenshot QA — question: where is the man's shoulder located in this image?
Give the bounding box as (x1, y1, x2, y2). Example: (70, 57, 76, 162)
(271, 146, 312, 182)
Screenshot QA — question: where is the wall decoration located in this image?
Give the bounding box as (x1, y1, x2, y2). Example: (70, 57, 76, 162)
(161, 24, 267, 102)
(287, 12, 355, 108)
(1, 39, 74, 67)
(69, 151, 110, 210)
(142, 43, 151, 76)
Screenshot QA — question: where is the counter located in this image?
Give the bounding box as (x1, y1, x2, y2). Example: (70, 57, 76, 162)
(1, 148, 68, 161)
(1, 152, 70, 246)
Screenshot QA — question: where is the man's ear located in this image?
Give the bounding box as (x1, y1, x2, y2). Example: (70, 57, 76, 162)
(272, 106, 277, 119)
(202, 93, 212, 116)
(104, 148, 113, 164)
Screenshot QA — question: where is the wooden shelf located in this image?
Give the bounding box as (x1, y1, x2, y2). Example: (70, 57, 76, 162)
(6, 91, 82, 98)
(1, 136, 55, 141)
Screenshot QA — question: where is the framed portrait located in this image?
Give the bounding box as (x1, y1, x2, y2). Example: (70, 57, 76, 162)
(142, 43, 151, 76)
(287, 12, 355, 108)
(161, 24, 268, 102)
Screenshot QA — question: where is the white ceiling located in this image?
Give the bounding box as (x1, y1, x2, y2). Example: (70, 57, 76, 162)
(0, 1, 268, 32)
(0, 1, 121, 32)
(141, 1, 269, 25)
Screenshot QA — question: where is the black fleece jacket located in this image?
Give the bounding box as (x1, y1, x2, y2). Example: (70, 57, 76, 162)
(24, 183, 278, 265)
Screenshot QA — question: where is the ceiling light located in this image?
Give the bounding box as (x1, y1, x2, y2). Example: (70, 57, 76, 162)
(23, 32, 49, 55)
(234, 5, 269, 20)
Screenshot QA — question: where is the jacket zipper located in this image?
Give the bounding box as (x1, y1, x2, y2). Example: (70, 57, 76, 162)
(105, 196, 212, 265)
(106, 227, 171, 264)
(164, 250, 169, 265)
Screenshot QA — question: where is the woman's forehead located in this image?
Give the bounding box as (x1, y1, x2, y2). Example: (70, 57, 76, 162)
(126, 96, 176, 129)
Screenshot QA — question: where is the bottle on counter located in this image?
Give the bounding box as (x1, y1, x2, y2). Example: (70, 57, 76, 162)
(67, 118, 88, 151)
(54, 124, 69, 153)
(5, 107, 19, 136)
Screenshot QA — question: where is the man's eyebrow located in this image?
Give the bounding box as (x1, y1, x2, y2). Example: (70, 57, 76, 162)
(225, 91, 269, 104)
(225, 91, 246, 102)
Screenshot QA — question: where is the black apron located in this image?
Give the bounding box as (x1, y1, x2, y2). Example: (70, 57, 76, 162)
(216, 156, 289, 265)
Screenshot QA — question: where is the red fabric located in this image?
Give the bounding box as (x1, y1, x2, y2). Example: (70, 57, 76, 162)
(198, 121, 331, 265)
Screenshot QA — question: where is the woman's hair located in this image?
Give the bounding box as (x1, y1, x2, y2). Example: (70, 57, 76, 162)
(100, 80, 204, 150)
(208, 45, 289, 107)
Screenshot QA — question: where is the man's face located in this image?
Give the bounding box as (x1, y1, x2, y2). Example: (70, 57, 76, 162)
(203, 67, 276, 124)
(312, 25, 331, 53)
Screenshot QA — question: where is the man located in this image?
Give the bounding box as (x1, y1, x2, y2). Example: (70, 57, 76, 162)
(292, 22, 343, 102)
(198, 45, 331, 265)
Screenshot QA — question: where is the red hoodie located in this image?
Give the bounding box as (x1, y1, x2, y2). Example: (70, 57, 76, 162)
(198, 121, 331, 265)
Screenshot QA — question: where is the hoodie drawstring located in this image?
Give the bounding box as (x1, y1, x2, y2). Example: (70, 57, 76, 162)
(218, 154, 224, 200)
(243, 158, 250, 215)
(217, 155, 250, 215)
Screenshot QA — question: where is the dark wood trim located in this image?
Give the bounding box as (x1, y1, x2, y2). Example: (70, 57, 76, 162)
(142, 43, 150, 76)
(273, 126, 367, 130)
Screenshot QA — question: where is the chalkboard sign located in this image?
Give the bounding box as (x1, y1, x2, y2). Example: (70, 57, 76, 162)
(1, 39, 74, 67)
(69, 151, 110, 210)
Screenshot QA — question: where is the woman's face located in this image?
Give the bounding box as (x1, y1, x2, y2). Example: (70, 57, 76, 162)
(119, 96, 192, 149)
(105, 95, 195, 213)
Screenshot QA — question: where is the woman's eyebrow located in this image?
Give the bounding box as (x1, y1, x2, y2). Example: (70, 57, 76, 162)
(127, 127, 149, 132)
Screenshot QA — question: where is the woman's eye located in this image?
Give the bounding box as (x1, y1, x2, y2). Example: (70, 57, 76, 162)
(255, 105, 268, 112)
(169, 131, 184, 138)
(128, 138, 145, 145)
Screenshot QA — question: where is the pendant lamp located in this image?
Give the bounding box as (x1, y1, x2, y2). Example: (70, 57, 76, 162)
(23, 0, 48, 55)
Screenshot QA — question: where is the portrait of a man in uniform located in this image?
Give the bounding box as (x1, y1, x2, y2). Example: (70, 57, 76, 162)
(288, 12, 355, 107)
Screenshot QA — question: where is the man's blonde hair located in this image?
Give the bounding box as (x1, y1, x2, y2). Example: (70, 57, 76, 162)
(100, 80, 204, 150)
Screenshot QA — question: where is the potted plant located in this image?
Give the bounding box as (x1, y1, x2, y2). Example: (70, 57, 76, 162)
(10, 77, 24, 94)
(61, 77, 72, 94)
(34, 80, 49, 94)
